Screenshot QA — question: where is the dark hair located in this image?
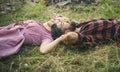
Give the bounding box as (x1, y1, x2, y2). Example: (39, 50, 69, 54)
(51, 22, 78, 40)
(51, 24, 64, 40)
(69, 21, 78, 31)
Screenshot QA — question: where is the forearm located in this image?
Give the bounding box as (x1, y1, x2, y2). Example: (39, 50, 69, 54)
(40, 36, 63, 54)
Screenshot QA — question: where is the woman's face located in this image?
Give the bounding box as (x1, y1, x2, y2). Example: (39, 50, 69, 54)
(47, 16, 76, 34)
(50, 16, 75, 39)
(56, 22, 72, 33)
(51, 16, 75, 33)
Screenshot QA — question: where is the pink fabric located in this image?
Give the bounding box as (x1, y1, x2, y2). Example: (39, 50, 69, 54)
(0, 20, 53, 58)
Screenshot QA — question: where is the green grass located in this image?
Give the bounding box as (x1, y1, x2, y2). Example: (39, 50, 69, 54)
(0, 0, 120, 72)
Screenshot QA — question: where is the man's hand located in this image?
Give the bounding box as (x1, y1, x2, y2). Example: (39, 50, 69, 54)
(60, 32, 78, 45)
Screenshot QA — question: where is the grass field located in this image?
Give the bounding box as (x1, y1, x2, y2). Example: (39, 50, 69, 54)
(0, 0, 120, 72)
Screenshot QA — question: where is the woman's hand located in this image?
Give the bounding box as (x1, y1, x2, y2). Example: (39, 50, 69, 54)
(61, 32, 78, 45)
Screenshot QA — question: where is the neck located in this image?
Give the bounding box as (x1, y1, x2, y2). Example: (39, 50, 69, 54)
(43, 22, 51, 32)
(75, 27, 82, 32)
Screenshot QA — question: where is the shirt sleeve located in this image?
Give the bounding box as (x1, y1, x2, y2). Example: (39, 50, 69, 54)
(75, 32, 95, 45)
(41, 31, 53, 42)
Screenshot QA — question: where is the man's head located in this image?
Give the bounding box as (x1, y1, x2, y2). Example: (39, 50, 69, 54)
(49, 16, 78, 39)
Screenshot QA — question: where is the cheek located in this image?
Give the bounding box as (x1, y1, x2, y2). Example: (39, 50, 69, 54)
(56, 22, 62, 28)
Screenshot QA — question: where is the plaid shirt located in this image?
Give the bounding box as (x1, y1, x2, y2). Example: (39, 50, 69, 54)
(76, 18, 120, 44)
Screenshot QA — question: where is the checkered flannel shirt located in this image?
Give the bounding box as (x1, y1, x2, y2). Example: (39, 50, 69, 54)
(76, 18, 120, 45)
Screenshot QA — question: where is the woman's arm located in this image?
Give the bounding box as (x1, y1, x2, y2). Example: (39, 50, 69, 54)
(40, 32, 79, 54)
(40, 35, 67, 54)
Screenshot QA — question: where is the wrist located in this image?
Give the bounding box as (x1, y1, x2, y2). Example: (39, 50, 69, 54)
(59, 35, 65, 41)
(55, 35, 64, 43)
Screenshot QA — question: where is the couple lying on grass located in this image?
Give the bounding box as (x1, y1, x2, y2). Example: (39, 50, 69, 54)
(0, 16, 120, 58)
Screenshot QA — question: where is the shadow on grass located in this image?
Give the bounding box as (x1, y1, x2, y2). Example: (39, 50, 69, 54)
(62, 41, 120, 54)
(64, 44, 96, 53)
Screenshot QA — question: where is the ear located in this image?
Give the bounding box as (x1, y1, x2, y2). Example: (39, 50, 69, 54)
(65, 30, 71, 34)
